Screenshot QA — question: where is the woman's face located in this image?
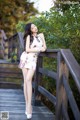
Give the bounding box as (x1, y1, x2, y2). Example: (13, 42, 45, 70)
(31, 24, 38, 33)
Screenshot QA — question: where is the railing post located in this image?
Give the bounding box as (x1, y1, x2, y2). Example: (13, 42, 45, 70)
(33, 54, 43, 106)
(18, 32, 24, 89)
(56, 51, 69, 120)
(18, 32, 24, 55)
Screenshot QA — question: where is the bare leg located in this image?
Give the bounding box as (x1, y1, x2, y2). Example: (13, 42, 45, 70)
(26, 69, 35, 114)
(22, 68, 28, 112)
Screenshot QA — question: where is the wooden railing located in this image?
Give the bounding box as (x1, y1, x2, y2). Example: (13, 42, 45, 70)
(4, 32, 24, 62)
(0, 32, 24, 88)
(0, 36, 5, 59)
(33, 49, 80, 120)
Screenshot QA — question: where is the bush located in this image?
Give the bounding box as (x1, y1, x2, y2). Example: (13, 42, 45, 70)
(70, 38, 80, 64)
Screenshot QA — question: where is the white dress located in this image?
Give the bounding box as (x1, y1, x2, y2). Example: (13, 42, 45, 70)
(18, 35, 43, 71)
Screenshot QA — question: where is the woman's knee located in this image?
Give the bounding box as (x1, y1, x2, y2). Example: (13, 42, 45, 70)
(24, 69, 35, 83)
(26, 78, 32, 83)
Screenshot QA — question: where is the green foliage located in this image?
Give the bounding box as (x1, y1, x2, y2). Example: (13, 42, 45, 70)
(0, 0, 38, 36)
(30, 4, 80, 52)
(16, 21, 26, 32)
(53, 0, 79, 11)
(70, 38, 80, 63)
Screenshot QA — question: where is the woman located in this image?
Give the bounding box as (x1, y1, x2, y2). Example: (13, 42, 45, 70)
(18, 23, 47, 119)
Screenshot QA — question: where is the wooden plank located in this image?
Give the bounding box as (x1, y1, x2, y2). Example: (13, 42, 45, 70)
(0, 78, 22, 83)
(39, 67, 57, 80)
(0, 66, 21, 72)
(5, 33, 18, 41)
(61, 49, 80, 93)
(56, 51, 69, 120)
(63, 75, 80, 120)
(38, 86, 56, 106)
(0, 73, 22, 78)
(0, 82, 22, 89)
(0, 62, 18, 68)
(42, 49, 59, 53)
(0, 60, 10, 64)
(62, 103, 70, 120)
(39, 52, 57, 58)
(0, 69, 22, 74)
(0, 89, 23, 94)
(38, 49, 59, 58)
(33, 56, 43, 105)
(18, 32, 24, 50)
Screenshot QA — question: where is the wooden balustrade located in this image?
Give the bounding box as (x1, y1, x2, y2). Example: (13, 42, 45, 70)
(33, 49, 80, 120)
(4, 32, 24, 62)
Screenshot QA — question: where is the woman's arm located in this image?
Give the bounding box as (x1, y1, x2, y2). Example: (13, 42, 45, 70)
(38, 33, 47, 52)
(25, 35, 40, 52)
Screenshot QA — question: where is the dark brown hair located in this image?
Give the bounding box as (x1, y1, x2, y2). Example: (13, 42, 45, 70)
(23, 23, 33, 50)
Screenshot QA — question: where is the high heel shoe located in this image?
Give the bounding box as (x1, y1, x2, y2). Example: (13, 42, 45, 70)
(27, 106, 32, 119)
(27, 113, 32, 119)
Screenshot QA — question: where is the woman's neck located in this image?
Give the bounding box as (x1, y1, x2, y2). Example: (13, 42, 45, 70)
(32, 33, 37, 37)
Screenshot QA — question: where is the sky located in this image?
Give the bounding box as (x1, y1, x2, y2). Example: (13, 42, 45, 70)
(30, 0, 53, 12)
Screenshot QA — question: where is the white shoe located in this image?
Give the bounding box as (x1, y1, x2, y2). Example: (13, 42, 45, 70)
(25, 111, 27, 115)
(27, 114, 32, 119)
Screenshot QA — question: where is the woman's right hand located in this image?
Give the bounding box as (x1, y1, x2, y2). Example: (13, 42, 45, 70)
(40, 47, 47, 52)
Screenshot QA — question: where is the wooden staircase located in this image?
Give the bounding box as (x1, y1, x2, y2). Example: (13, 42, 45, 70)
(0, 32, 24, 89)
(0, 60, 23, 89)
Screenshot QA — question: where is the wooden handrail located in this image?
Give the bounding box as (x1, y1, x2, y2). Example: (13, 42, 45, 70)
(4, 32, 24, 62)
(33, 48, 80, 120)
(61, 49, 80, 93)
(63, 75, 80, 120)
(39, 67, 57, 80)
(5, 33, 18, 41)
(0, 38, 5, 59)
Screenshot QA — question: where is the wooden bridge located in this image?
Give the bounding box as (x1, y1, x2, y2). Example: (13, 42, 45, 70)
(0, 32, 80, 120)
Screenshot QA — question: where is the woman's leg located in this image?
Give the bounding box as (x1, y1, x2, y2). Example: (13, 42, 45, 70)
(26, 69, 35, 114)
(22, 68, 28, 112)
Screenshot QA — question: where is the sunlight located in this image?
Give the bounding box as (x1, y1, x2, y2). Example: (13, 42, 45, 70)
(30, 0, 53, 12)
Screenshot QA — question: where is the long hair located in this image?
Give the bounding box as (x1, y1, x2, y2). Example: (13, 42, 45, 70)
(23, 23, 33, 50)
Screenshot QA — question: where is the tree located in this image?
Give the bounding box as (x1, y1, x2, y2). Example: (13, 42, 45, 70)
(32, 4, 80, 63)
(53, 0, 79, 11)
(0, 0, 38, 36)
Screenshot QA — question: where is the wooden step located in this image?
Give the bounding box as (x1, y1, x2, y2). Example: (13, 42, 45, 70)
(0, 60, 18, 68)
(0, 59, 23, 87)
(0, 77, 23, 87)
(0, 64, 19, 69)
(0, 60, 22, 75)
(0, 68, 22, 74)
(0, 73, 22, 79)
(0, 82, 22, 89)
